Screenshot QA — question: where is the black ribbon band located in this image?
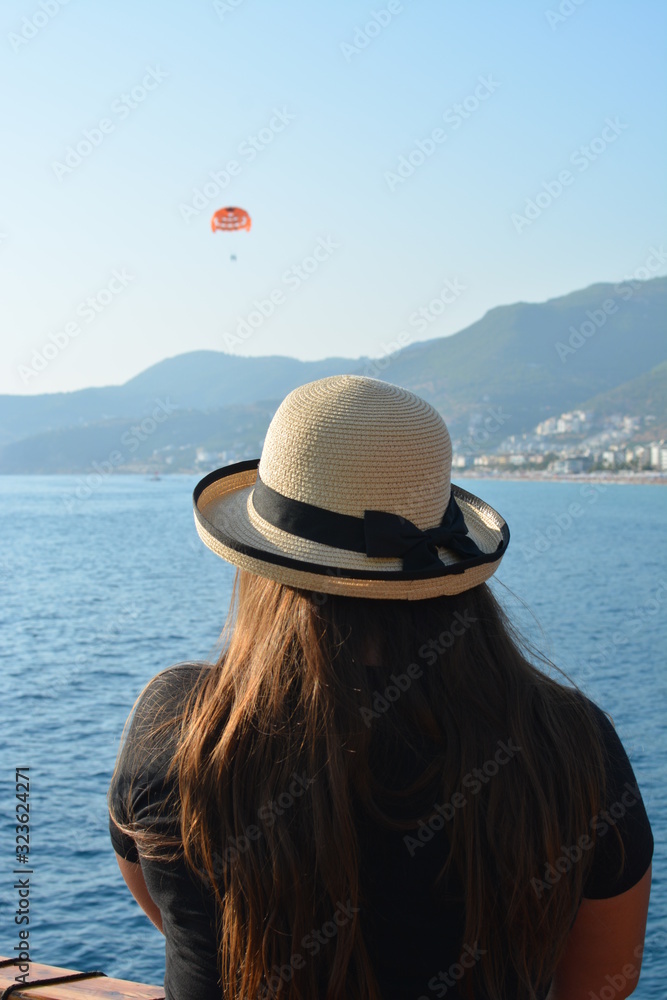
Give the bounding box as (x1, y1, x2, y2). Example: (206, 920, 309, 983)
(252, 475, 491, 573)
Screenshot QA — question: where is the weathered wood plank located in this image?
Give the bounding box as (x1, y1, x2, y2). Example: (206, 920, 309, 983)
(0, 958, 164, 1000)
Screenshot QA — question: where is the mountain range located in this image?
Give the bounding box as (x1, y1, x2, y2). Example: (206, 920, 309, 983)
(2, 275, 665, 473)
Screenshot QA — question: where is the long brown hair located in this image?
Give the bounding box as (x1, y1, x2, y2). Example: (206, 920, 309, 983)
(113, 571, 621, 999)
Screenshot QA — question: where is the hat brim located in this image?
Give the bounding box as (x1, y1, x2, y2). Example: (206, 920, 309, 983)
(193, 460, 509, 600)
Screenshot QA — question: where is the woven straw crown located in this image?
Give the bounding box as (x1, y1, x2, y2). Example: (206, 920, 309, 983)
(259, 376, 452, 526)
(193, 375, 509, 599)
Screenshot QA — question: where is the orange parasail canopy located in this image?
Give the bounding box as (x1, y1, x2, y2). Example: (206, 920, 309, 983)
(211, 207, 252, 233)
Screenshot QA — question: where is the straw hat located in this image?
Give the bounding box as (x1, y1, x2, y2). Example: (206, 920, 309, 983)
(193, 376, 509, 599)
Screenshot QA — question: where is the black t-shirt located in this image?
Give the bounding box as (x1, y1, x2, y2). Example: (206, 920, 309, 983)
(109, 663, 654, 1000)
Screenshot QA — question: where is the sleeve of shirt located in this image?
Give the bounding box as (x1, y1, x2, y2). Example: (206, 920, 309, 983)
(108, 662, 208, 864)
(582, 698, 654, 899)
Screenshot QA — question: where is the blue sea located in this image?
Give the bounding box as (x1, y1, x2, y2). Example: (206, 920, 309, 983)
(0, 475, 665, 996)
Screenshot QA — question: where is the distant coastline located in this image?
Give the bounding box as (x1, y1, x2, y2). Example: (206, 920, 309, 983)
(456, 470, 667, 485)
(3, 469, 665, 486)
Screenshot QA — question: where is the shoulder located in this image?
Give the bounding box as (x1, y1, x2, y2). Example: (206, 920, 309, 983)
(109, 662, 211, 801)
(128, 661, 211, 734)
(572, 691, 654, 899)
(573, 691, 643, 780)
(139, 660, 211, 703)
(544, 685, 633, 759)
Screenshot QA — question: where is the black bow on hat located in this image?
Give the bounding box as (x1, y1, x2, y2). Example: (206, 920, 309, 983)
(363, 493, 484, 572)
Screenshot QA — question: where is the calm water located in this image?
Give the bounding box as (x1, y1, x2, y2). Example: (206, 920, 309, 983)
(0, 475, 665, 996)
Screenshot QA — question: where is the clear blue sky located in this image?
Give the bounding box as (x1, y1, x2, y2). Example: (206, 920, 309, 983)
(2, 0, 666, 395)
